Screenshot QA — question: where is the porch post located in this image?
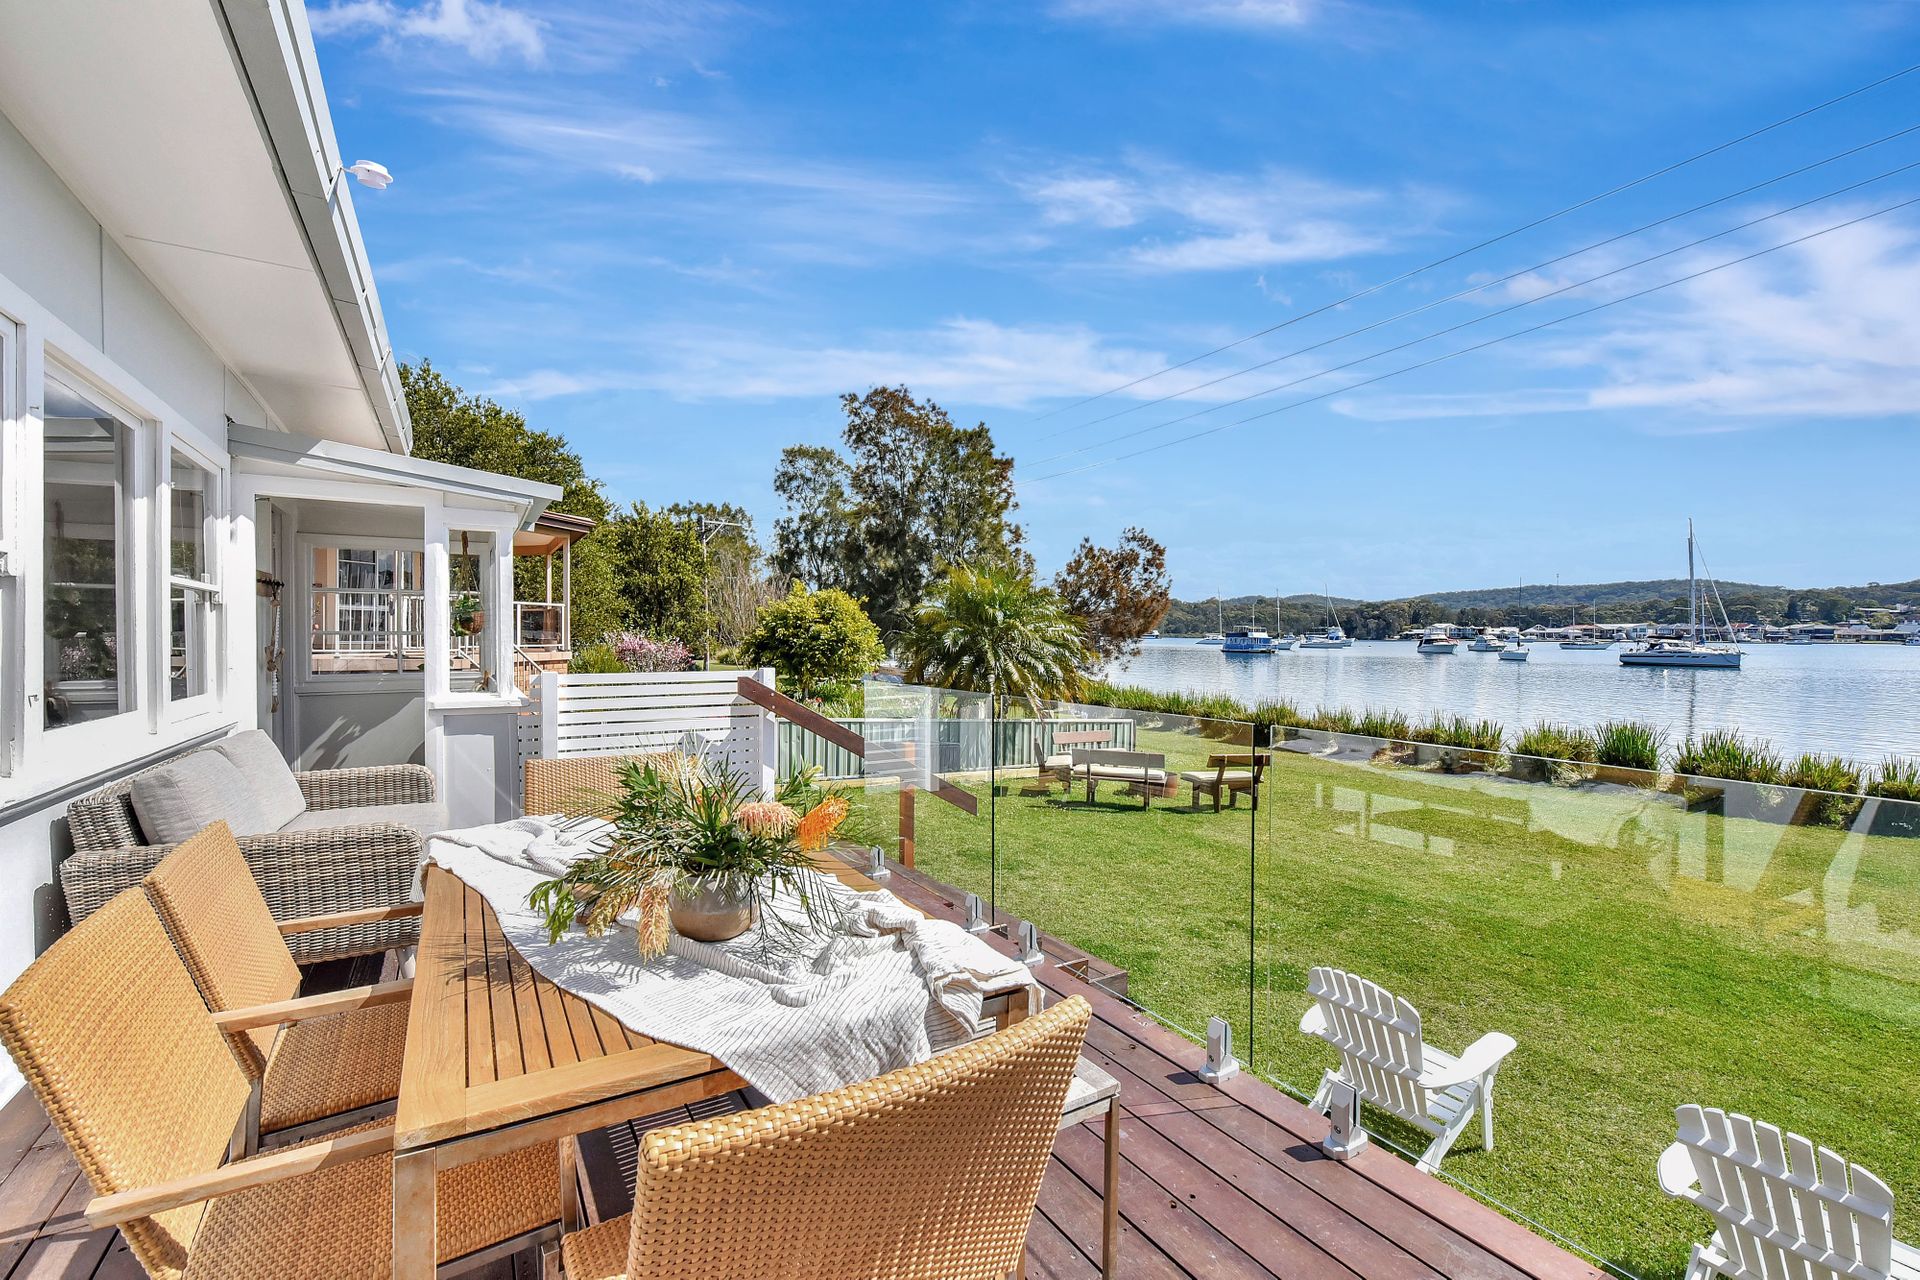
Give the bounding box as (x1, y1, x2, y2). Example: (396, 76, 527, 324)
(491, 523, 515, 689)
(561, 540, 572, 651)
(423, 496, 450, 701)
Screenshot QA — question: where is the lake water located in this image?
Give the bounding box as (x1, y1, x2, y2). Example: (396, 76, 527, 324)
(1106, 638, 1920, 761)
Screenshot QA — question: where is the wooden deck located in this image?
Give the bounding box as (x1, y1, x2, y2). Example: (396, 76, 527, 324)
(0, 866, 1606, 1280)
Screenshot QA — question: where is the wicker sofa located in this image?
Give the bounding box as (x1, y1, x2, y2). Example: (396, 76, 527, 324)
(61, 730, 443, 963)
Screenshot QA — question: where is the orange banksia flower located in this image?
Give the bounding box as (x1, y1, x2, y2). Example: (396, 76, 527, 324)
(635, 884, 672, 958)
(736, 800, 799, 838)
(794, 794, 850, 852)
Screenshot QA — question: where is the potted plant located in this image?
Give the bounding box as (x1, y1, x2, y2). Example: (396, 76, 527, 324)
(451, 591, 486, 636)
(528, 756, 851, 955)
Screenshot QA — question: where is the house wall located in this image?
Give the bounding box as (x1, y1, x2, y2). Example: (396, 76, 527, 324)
(0, 104, 267, 1104)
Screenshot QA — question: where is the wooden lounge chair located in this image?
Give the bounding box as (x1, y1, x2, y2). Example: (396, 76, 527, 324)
(1179, 753, 1270, 811)
(0, 888, 560, 1279)
(1658, 1104, 1920, 1280)
(142, 822, 421, 1150)
(1072, 749, 1169, 808)
(1300, 965, 1516, 1173)
(556, 996, 1095, 1280)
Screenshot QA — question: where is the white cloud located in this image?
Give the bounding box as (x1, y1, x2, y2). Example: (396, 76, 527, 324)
(309, 0, 546, 64)
(1018, 158, 1403, 272)
(483, 318, 1184, 409)
(1052, 0, 1319, 30)
(1333, 209, 1920, 425)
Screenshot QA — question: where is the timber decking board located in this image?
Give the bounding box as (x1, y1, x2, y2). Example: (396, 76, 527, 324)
(0, 855, 1608, 1280)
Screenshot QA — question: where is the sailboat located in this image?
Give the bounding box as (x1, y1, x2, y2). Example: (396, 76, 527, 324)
(1560, 600, 1613, 649)
(1271, 592, 1298, 650)
(1620, 521, 1742, 669)
(1501, 580, 1530, 660)
(1298, 589, 1354, 649)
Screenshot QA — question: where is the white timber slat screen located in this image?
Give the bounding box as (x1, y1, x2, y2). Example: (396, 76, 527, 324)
(533, 667, 779, 797)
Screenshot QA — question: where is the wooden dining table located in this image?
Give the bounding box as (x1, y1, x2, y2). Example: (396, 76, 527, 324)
(390, 850, 1031, 1277)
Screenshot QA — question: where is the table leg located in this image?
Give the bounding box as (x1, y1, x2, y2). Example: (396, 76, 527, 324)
(1102, 1105, 1120, 1278)
(392, 1147, 438, 1279)
(559, 1137, 583, 1233)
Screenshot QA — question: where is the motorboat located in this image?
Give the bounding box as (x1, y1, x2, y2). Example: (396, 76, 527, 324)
(1499, 644, 1529, 662)
(1223, 627, 1277, 655)
(1416, 627, 1458, 654)
(1467, 634, 1508, 652)
(1620, 521, 1742, 670)
(1197, 633, 1226, 645)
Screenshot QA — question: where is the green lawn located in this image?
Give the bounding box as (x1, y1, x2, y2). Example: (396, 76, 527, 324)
(847, 722, 1920, 1280)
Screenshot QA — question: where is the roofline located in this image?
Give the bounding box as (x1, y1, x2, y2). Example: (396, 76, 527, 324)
(212, 0, 411, 453)
(534, 510, 598, 536)
(229, 423, 560, 527)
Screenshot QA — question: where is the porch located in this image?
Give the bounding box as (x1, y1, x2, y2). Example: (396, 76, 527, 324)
(0, 850, 1603, 1280)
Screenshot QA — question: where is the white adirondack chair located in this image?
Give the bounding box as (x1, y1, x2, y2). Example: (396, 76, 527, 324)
(1298, 965, 1516, 1173)
(1658, 1104, 1920, 1280)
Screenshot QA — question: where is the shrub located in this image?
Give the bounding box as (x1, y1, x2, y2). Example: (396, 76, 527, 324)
(1303, 706, 1360, 734)
(1784, 753, 1864, 828)
(569, 642, 626, 674)
(1868, 756, 1920, 803)
(1355, 710, 1414, 741)
(1595, 720, 1665, 773)
(1674, 729, 1784, 784)
(609, 630, 695, 673)
(741, 584, 885, 699)
(1515, 722, 1598, 763)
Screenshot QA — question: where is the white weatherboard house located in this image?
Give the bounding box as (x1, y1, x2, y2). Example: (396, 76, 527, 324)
(0, 1, 559, 1102)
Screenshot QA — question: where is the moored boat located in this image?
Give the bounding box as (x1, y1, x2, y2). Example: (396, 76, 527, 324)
(1416, 626, 1458, 655)
(1223, 627, 1277, 655)
(1499, 644, 1529, 662)
(1620, 520, 1742, 670)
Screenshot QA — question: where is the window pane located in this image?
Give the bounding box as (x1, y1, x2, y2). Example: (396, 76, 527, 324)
(171, 586, 209, 701)
(169, 451, 209, 582)
(43, 375, 132, 729)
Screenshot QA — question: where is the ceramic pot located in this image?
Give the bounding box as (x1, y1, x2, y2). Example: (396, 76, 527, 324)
(669, 883, 754, 942)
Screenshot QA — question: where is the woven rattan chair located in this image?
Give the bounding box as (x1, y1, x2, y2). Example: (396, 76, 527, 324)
(63, 747, 435, 963)
(557, 995, 1093, 1280)
(143, 822, 420, 1149)
(524, 753, 670, 819)
(0, 888, 560, 1280)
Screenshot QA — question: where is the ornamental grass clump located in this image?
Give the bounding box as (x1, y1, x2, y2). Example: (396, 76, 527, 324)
(1674, 729, 1784, 785)
(1783, 753, 1864, 829)
(1868, 756, 1920, 803)
(528, 756, 850, 958)
(1511, 722, 1598, 786)
(1595, 720, 1666, 774)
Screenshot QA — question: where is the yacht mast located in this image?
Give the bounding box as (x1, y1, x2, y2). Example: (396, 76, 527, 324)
(1687, 518, 1698, 643)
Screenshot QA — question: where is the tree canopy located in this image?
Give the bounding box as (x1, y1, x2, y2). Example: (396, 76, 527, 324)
(771, 387, 1023, 639)
(739, 584, 885, 699)
(1054, 526, 1171, 665)
(400, 360, 622, 642)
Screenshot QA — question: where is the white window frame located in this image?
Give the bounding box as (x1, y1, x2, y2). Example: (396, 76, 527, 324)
(294, 535, 429, 693)
(38, 359, 150, 755)
(162, 435, 223, 723)
(0, 311, 18, 777)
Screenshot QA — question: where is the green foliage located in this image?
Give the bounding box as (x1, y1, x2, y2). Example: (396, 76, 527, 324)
(1595, 720, 1666, 772)
(1869, 757, 1920, 802)
(1052, 527, 1172, 664)
(901, 563, 1087, 704)
(739, 584, 886, 700)
(596, 502, 710, 650)
(400, 361, 624, 643)
(1675, 730, 1785, 784)
(1516, 722, 1599, 763)
(1303, 706, 1361, 734)
(1413, 715, 1506, 752)
(1784, 753, 1865, 828)
(1356, 710, 1415, 741)
(568, 643, 625, 674)
(771, 387, 1024, 638)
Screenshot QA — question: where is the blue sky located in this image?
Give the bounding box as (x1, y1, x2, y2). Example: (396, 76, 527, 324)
(308, 0, 1920, 599)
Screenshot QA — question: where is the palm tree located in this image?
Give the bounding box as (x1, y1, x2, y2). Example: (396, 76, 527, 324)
(900, 563, 1088, 706)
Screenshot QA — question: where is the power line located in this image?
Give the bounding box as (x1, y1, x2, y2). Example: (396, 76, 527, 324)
(1027, 157, 1920, 467)
(1019, 193, 1920, 484)
(1034, 121, 1920, 446)
(1024, 60, 1920, 430)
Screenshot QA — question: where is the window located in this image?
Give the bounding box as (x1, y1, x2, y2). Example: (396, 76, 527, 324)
(449, 529, 497, 692)
(168, 450, 216, 703)
(43, 372, 134, 730)
(307, 543, 424, 677)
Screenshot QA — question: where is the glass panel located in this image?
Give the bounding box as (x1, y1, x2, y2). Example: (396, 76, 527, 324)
(170, 585, 209, 701)
(43, 374, 132, 729)
(854, 679, 996, 915)
(1252, 721, 1920, 1276)
(168, 451, 209, 583)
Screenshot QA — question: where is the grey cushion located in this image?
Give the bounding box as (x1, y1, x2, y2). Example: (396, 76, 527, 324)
(209, 729, 308, 830)
(130, 752, 270, 844)
(280, 801, 449, 842)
